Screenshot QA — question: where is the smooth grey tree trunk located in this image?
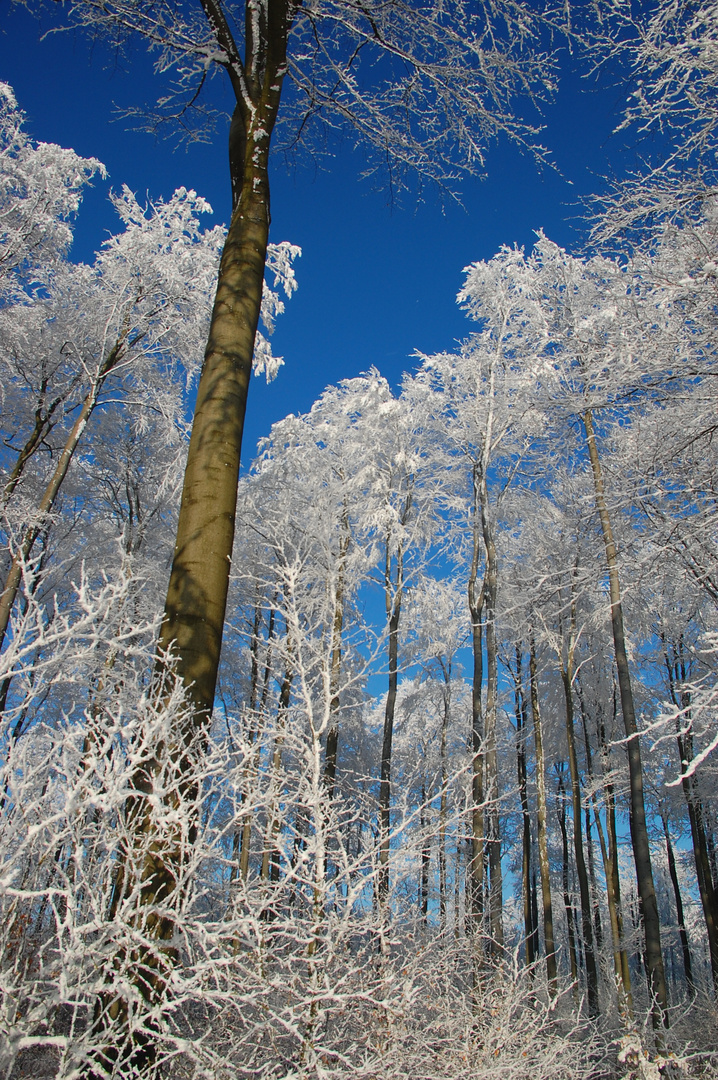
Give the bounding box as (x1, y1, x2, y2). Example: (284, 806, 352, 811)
(324, 509, 351, 799)
(86, 5, 297, 1072)
(557, 766, 579, 987)
(513, 648, 537, 967)
(560, 641, 599, 1016)
(663, 639, 718, 990)
(479, 473, 503, 951)
(529, 635, 557, 993)
(468, 463, 485, 934)
(378, 483, 412, 902)
(583, 407, 668, 1032)
(661, 813, 695, 997)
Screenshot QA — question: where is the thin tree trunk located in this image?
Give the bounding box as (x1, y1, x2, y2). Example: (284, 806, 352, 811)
(663, 638, 718, 990)
(0, 337, 127, 652)
(576, 679, 604, 958)
(600, 695, 634, 1018)
(559, 582, 599, 1017)
(439, 663, 450, 932)
(434, 652, 451, 933)
(661, 813, 695, 998)
(529, 634, 557, 993)
(557, 766, 579, 986)
(479, 473, 502, 951)
(379, 480, 413, 901)
(324, 508, 351, 798)
(513, 647, 536, 967)
(592, 792, 634, 1021)
(468, 463, 485, 933)
(583, 407, 668, 1031)
(239, 605, 276, 881)
(1, 381, 68, 506)
(260, 661, 293, 888)
(455, 838, 463, 940)
(420, 777, 430, 922)
(229, 600, 263, 885)
(378, 535, 402, 902)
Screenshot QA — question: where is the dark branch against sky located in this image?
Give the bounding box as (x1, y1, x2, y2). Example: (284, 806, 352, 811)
(2, 3, 636, 465)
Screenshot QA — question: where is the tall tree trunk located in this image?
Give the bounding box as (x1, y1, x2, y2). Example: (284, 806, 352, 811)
(420, 777, 430, 922)
(439, 660, 450, 932)
(468, 463, 485, 933)
(557, 766, 579, 987)
(598, 696, 634, 1019)
(513, 647, 536, 967)
(239, 604, 275, 881)
(661, 812, 695, 998)
(529, 634, 557, 993)
(559, 580, 599, 1017)
(479, 473, 503, 951)
(158, 116, 279, 718)
(379, 480, 413, 901)
(576, 680, 604, 959)
(592, 791, 633, 1021)
(583, 407, 668, 1031)
(663, 638, 718, 990)
(561, 666, 599, 1014)
(324, 508, 351, 799)
(260, 659, 293, 889)
(86, 5, 296, 1074)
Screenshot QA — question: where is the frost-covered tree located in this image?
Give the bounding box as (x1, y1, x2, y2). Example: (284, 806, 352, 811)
(0, 82, 104, 298)
(413, 245, 548, 953)
(23, 0, 570, 738)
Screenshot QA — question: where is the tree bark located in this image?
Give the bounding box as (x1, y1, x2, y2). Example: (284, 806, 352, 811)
(576, 680, 604, 958)
(237, 605, 275, 881)
(86, 8, 297, 1065)
(439, 660, 451, 932)
(324, 507, 351, 799)
(158, 137, 275, 718)
(598, 695, 634, 1019)
(663, 638, 718, 990)
(583, 407, 669, 1031)
(661, 812, 695, 998)
(557, 766, 579, 987)
(420, 777, 430, 922)
(468, 463, 485, 933)
(479, 472, 503, 951)
(513, 647, 536, 967)
(529, 635, 557, 993)
(260, 659, 293, 889)
(560, 631, 599, 1016)
(378, 481, 412, 901)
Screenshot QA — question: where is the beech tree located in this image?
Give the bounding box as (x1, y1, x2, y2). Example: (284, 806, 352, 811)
(6, 3, 718, 1067)
(34, 0, 566, 732)
(7, 18, 572, 1045)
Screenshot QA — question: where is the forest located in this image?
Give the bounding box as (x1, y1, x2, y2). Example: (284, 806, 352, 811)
(2, 0, 718, 1077)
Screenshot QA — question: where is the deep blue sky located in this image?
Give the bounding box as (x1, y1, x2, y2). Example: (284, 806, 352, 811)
(2, 4, 636, 468)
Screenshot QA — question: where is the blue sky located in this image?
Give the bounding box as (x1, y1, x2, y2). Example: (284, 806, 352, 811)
(2, 4, 636, 468)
